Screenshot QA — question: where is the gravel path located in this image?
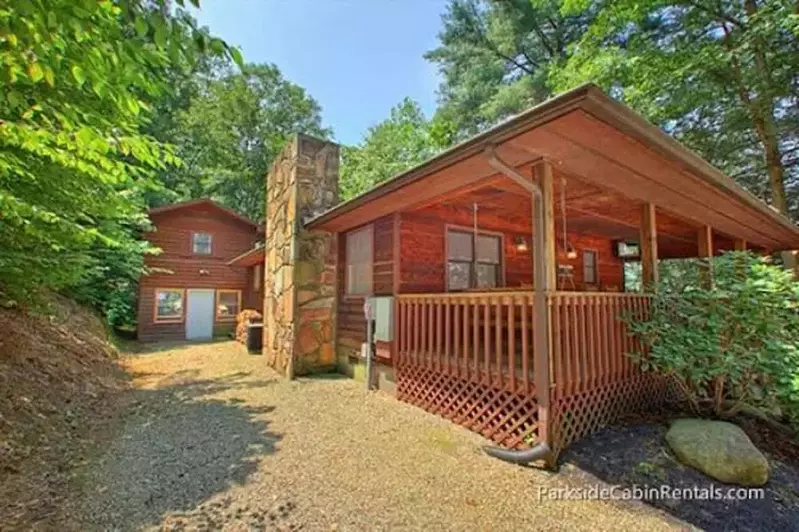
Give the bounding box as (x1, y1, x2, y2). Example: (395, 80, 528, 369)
(66, 341, 685, 531)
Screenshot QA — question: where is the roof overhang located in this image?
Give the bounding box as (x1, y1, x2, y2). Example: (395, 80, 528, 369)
(227, 245, 265, 267)
(149, 198, 258, 229)
(306, 84, 799, 251)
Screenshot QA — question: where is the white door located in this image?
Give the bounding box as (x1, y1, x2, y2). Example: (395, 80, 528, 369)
(186, 289, 215, 340)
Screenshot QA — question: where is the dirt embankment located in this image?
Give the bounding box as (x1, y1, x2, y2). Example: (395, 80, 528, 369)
(0, 295, 125, 529)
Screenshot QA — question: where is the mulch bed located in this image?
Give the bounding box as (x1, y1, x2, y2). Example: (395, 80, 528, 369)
(561, 408, 799, 532)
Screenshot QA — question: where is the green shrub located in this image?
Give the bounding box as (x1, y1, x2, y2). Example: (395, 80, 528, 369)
(627, 252, 799, 426)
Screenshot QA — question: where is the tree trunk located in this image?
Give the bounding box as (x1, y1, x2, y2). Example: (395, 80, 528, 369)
(735, 2, 796, 270)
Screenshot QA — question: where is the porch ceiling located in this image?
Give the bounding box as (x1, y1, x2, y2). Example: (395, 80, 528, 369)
(306, 84, 799, 252)
(415, 173, 741, 259)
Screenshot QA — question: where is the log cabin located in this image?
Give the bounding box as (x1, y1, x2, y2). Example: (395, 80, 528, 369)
(137, 199, 262, 342)
(167, 84, 799, 461)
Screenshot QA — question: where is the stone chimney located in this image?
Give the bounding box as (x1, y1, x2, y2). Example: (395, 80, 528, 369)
(263, 134, 339, 378)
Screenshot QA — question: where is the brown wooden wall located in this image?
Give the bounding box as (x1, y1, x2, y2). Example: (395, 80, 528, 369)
(335, 205, 626, 361)
(398, 204, 624, 294)
(137, 204, 258, 342)
(337, 215, 395, 359)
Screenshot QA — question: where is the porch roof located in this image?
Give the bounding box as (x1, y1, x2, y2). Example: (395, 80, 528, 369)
(227, 245, 264, 267)
(306, 84, 799, 252)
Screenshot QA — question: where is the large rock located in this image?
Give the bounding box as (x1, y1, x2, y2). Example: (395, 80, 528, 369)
(665, 418, 769, 487)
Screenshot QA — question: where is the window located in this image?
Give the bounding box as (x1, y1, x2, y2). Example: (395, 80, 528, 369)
(447, 229, 502, 291)
(345, 225, 373, 295)
(192, 232, 212, 255)
(253, 264, 262, 291)
(583, 250, 598, 285)
(216, 290, 241, 320)
(154, 289, 183, 322)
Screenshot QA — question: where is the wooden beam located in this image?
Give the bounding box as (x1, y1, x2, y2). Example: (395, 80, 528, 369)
(640, 203, 659, 289)
(531, 160, 555, 447)
(535, 160, 557, 290)
(698, 225, 714, 287)
(734, 238, 747, 251)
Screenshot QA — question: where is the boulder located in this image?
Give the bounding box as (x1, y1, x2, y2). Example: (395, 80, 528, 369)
(665, 418, 769, 487)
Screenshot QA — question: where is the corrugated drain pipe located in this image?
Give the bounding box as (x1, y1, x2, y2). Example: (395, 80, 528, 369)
(483, 145, 552, 465)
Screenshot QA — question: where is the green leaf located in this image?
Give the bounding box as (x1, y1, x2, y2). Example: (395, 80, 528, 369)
(28, 62, 44, 83)
(7, 90, 23, 108)
(230, 46, 244, 69)
(134, 16, 148, 38)
(71, 65, 85, 86)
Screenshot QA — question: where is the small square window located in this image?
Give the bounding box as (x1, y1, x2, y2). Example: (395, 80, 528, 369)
(216, 290, 240, 320)
(192, 232, 212, 255)
(155, 289, 183, 322)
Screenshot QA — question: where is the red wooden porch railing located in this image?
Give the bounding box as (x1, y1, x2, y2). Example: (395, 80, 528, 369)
(395, 291, 538, 448)
(395, 290, 662, 454)
(397, 292, 535, 392)
(548, 292, 650, 399)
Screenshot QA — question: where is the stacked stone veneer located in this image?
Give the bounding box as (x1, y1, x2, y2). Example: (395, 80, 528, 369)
(263, 134, 339, 378)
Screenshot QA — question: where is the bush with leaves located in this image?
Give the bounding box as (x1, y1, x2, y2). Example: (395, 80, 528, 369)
(627, 252, 799, 427)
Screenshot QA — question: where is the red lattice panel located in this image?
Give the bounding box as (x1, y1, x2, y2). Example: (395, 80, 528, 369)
(550, 373, 668, 459)
(396, 363, 539, 449)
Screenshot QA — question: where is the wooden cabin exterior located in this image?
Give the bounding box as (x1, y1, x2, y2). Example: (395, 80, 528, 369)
(301, 85, 799, 460)
(137, 199, 262, 342)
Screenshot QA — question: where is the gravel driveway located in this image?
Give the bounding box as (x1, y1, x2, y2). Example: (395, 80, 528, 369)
(65, 341, 684, 531)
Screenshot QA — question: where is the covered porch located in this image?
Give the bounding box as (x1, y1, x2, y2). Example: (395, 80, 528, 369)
(307, 84, 799, 460)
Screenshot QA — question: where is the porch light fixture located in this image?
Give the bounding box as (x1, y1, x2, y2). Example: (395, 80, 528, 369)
(514, 236, 529, 251)
(566, 246, 578, 260)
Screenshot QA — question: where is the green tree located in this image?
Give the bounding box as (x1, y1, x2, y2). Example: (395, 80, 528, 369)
(340, 98, 444, 200)
(0, 1, 237, 307)
(552, 0, 799, 223)
(426, 0, 595, 138)
(159, 62, 330, 220)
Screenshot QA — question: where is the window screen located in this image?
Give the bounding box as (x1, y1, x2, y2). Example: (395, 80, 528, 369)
(155, 289, 183, 321)
(447, 230, 501, 290)
(192, 232, 212, 255)
(346, 225, 373, 295)
(583, 250, 598, 284)
(216, 290, 240, 320)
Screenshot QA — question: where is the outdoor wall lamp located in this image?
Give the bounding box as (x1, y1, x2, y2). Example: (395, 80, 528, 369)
(514, 236, 529, 251)
(566, 245, 578, 260)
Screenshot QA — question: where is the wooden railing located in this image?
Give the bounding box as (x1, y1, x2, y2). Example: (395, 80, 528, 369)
(396, 291, 535, 394)
(548, 292, 651, 399)
(396, 291, 651, 399)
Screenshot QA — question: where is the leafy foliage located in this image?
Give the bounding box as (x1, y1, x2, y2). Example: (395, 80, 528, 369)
(0, 1, 237, 315)
(552, 0, 799, 221)
(340, 98, 446, 200)
(426, 0, 595, 138)
(627, 252, 799, 426)
(155, 62, 330, 220)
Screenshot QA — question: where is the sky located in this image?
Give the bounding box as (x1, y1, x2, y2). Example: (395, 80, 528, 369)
(192, 0, 449, 146)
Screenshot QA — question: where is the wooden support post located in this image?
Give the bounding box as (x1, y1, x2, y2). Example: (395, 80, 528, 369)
(698, 225, 714, 287)
(732, 238, 747, 277)
(639, 203, 658, 290)
(532, 160, 555, 445)
(536, 161, 557, 290)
